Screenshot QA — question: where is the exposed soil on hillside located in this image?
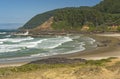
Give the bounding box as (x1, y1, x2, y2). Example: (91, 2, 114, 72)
(31, 17, 54, 33)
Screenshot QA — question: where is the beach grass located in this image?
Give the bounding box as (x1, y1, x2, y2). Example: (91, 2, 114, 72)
(0, 33, 120, 79)
(0, 57, 120, 79)
(86, 57, 117, 66)
(0, 57, 116, 77)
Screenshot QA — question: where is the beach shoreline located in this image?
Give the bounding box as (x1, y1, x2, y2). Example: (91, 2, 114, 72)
(46, 33, 120, 60)
(1, 33, 120, 67)
(0, 62, 27, 68)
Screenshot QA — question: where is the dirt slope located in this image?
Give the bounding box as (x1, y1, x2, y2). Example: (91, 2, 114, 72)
(31, 17, 54, 33)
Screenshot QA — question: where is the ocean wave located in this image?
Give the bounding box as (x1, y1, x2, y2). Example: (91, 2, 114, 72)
(0, 45, 21, 53)
(0, 36, 34, 43)
(0, 56, 32, 61)
(30, 53, 49, 57)
(0, 32, 6, 34)
(37, 37, 73, 49)
(4, 35, 11, 38)
(30, 43, 86, 58)
(82, 37, 96, 44)
(0, 36, 73, 53)
(71, 36, 81, 39)
(21, 39, 47, 48)
(0, 39, 47, 53)
(87, 37, 96, 44)
(0, 42, 3, 44)
(0, 35, 96, 62)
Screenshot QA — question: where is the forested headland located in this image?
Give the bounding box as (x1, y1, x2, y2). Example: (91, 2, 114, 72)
(20, 0, 120, 32)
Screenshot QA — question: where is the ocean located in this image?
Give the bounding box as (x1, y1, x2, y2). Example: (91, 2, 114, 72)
(0, 30, 97, 63)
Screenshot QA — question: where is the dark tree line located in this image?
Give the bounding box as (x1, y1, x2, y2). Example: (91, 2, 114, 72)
(53, 7, 104, 30)
(52, 0, 120, 30)
(21, 0, 120, 31)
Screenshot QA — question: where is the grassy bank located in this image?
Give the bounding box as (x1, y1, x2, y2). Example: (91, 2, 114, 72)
(0, 34, 120, 79)
(0, 57, 120, 79)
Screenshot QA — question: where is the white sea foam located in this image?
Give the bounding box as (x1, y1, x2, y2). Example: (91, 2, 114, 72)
(0, 36, 34, 43)
(83, 37, 96, 44)
(30, 53, 49, 57)
(4, 35, 11, 38)
(0, 39, 47, 53)
(0, 35, 96, 62)
(21, 39, 47, 48)
(37, 37, 73, 49)
(0, 44, 27, 53)
(87, 37, 96, 44)
(72, 36, 80, 39)
(0, 42, 3, 44)
(0, 32, 6, 34)
(0, 36, 72, 53)
(0, 56, 32, 61)
(30, 43, 85, 58)
(0, 45, 21, 53)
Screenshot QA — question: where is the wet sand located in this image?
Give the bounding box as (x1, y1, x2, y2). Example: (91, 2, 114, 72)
(50, 33, 120, 60)
(0, 62, 27, 68)
(1, 33, 120, 67)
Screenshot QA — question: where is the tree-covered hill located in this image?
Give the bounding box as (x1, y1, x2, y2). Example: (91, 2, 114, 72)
(94, 0, 120, 13)
(19, 10, 55, 29)
(20, 0, 120, 32)
(52, 7, 104, 30)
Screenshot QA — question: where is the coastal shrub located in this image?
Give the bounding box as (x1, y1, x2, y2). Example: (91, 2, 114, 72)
(117, 26, 120, 32)
(106, 59, 120, 72)
(85, 58, 112, 66)
(0, 57, 116, 76)
(16, 64, 41, 72)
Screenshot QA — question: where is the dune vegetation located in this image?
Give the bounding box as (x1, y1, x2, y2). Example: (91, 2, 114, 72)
(0, 57, 120, 79)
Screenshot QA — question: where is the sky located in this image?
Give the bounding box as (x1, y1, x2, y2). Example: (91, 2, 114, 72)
(0, 0, 101, 29)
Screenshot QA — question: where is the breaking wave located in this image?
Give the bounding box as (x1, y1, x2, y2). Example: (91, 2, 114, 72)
(0, 34, 96, 63)
(0, 36, 34, 43)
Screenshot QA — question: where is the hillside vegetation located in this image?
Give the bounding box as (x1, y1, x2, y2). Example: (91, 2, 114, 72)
(19, 10, 55, 29)
(20, 0, 120, 32)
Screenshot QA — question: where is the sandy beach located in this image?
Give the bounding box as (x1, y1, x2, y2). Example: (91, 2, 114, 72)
(0, 62, 27, 68)
(50, 33, 120, 60)
(1, 33, 120, 67)
(1, 33, 120, 79)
